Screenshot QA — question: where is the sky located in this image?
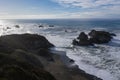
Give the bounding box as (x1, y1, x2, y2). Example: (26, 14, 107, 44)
(0, 0, 120, 19)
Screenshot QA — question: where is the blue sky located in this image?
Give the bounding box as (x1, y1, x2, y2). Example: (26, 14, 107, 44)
(0, 0, 119, 19)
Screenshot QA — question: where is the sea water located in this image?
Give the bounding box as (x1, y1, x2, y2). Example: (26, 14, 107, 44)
(0, 19, 120, 80)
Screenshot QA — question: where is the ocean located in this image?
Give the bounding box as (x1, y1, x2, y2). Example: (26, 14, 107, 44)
(0, 19, 120, 80)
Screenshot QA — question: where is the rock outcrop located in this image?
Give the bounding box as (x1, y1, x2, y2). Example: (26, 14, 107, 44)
(0, 34, 54, 53)
(0, 34, 56, 80)
(88, 30, 115, 44)
(73, 32, 93, 46)
(72, 30, 116, 46)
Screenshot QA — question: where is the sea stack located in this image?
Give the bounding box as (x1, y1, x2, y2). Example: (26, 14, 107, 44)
(72, 30, 116, 46)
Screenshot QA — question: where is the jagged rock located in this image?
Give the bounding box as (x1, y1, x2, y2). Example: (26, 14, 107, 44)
(77, 32, 88, 41)
(88, 30, 114, 44)
(72, 32, 93, 46)
(72, 30, 116, 46)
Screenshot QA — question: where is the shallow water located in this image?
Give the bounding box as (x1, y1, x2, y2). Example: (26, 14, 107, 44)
(0, 19, 120, 80)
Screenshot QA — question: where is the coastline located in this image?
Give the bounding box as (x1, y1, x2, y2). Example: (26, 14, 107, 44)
(47, 48, 103, 80)
(0, 33, 102, 80)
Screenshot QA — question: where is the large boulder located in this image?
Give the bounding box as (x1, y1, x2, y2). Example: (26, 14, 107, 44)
(88, 30, 114, 44)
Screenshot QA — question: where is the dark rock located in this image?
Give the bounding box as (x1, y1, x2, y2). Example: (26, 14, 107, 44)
(78, 40, 93, 46)
(0, 34, 55, 63)
(72, 30, 116, 46)
(110, 33, 116, 36)
(77, 32, 88, 41)
(6, 27, 11, 29)
(72, 39, 79, 45)
(72, 32, 93, 46)
(15, 25, 20, 28)
(0, 34, 56, 80)
(88, 30, 114, 44)
(0, 34, 54, 53)
(39, 25, 44, 28)
(65, 29, 68, 32)
(69, 59, 74, 63)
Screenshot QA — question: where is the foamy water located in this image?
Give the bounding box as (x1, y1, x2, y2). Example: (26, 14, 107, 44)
(0, 19, 120, 80)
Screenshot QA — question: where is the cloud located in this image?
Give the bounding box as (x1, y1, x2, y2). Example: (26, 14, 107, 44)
(51, 0, 120, 18)
(0, 0, 119, 19)
(53, 0, 120, 8)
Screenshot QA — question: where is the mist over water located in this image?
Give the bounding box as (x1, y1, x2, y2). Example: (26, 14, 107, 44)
(0, 19, 120, 80)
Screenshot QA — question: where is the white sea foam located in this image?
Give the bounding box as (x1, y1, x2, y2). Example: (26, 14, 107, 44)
(66, 48, 118, 80)
(43, 29, 120, 80)
(44, 30, 120, 80)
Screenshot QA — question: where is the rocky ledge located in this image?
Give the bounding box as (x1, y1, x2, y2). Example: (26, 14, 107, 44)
(73, 30, 116, 46)
(0, 33, 102, 80)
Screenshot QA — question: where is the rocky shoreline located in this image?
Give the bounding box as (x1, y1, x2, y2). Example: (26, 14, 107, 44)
(0, 33, 102, 80)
